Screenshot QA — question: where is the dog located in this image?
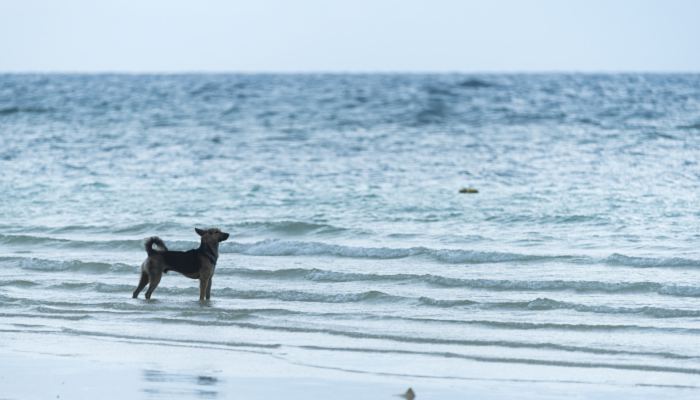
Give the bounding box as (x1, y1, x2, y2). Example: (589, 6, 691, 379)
(132, 227, 229, 301)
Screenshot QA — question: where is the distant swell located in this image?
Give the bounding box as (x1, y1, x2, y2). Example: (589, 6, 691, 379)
(223, 239, 563, 264)
(497, 298, 700, 319)
(0, 220, 351, 237)
(233, 220, 350, 236)
(0, 234, 202, 253)
(1, 257, 134, 274)
(604, 253, 700, 268)
(9, 279, 698, 318)
(222, 239, 700, 268)
(2, 233, 699, 269)
(0, 234, 146, 251)
(4, 255, 700, 297)
(225, 267, 700, 297)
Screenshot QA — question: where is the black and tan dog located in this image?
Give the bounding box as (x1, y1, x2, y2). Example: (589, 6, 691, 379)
(132, 228, 229, 301)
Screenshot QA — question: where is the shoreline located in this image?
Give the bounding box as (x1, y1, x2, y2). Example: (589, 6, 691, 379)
(2, 330, 698, 399)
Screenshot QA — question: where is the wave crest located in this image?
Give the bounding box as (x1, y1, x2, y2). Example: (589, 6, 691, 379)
(222, 239, 557, 264)
(225, 267, 700, 297)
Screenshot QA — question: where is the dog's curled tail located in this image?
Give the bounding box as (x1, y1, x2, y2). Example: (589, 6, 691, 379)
(144, 236, 168, 256)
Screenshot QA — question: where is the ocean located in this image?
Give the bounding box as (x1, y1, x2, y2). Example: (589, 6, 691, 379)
(1, 73, 700, 398)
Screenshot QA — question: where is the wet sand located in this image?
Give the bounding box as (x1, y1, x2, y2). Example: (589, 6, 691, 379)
(2, 330, 698, 400)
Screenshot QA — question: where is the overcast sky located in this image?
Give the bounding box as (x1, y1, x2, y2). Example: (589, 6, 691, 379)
(1, 0, 698, 72)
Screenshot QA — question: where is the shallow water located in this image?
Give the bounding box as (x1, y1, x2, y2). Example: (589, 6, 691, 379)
(1, 74, 700, 394)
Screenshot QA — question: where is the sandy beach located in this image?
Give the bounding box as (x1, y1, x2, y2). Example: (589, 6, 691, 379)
(2, 328, 698, 399)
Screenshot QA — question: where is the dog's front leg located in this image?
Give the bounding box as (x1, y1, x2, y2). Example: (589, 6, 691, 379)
(205, 276, 213, 300)
(199, 271, 211, 302)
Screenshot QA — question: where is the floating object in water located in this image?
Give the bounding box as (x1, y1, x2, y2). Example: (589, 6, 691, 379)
(400, 388, 416, 399)
(459, 187, 478, 194)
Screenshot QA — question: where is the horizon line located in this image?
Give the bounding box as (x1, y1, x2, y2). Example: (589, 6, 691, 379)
(1, 69, 699, 75)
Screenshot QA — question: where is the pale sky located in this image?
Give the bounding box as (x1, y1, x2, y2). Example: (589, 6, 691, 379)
(1, 0, 699, 72)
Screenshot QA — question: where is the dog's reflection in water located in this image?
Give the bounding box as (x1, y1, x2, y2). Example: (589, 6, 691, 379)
(142, 369, 219, 398)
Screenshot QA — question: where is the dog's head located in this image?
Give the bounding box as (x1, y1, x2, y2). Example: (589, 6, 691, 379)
(195, 227, 230, 243)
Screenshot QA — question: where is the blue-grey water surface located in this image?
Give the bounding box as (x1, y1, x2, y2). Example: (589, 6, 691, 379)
(1, 74, 700, 392)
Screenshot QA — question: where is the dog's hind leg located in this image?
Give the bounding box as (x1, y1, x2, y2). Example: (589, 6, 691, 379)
(132, 271, 149, 298)
(145, 272, 162, 300)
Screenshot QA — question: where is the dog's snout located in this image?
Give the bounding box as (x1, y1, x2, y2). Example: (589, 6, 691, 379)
(221, 233, 230, 241)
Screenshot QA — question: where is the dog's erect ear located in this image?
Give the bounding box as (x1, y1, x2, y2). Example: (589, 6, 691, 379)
(195, 228, 206, 236)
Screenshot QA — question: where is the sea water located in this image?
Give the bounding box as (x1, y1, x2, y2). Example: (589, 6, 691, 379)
(1, 74, 700, 395)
